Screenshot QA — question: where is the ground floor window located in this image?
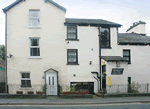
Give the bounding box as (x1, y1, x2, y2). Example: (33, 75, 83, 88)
(20, 72, 31, 87)
(71, 82, 94, 94)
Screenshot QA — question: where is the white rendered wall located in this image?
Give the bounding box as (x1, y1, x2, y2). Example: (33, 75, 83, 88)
(127, 24, 146, 34)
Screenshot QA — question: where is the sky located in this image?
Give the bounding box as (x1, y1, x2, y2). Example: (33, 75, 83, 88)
(0, 0, 150, 45)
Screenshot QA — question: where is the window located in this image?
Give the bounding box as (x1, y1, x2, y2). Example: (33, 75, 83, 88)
(21, 73, 31, 87)
(67, 26, 77, 40)
(29, 10, 40, 27)
(30, 38, 40, 56)
(100, 28, 110, 47)
(67, 49, 78, 65)
(123, 49, 131, 64)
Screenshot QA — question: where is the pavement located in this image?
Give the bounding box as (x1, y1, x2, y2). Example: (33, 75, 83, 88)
(0, 96, 150, 105)
(0, 103, 150, 109)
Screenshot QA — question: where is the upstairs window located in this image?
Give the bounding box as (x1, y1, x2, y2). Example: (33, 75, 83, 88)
(21, 73, 31, 87)
(29, 10, 40, 27)
(123, 49, 131, 64)
(100, 28, 110, 48)
(67, 26, 77, 40)
(30, 38, 40, 56)
(67, 49, 78, 65)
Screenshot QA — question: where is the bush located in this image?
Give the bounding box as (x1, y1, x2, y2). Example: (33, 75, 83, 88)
(42, 84, 46, 94)
(129, 81, 141, 93)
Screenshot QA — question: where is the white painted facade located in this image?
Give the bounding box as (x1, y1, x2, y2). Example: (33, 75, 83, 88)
(4, 0, 150, 94)
(126, 23, 146, 34)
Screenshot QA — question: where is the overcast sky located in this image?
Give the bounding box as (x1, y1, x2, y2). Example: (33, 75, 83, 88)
(0, 0, 150, 45)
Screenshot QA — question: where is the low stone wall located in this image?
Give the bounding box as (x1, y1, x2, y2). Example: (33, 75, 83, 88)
(103, 93, 150, 98)
(60, 94, 93, 99)
(0, 94, 46, 99)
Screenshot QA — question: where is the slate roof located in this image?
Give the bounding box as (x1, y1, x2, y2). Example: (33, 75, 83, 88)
(65, 18, 122, 27)
(126, 21, 146, 32)
(101, 56, 128, 62)
(2, 0, 66, 13)
(0, 60, 5, 70)
(118, 33, 150, 44)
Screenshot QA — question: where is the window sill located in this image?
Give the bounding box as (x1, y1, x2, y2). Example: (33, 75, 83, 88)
(28, 56, 42, 59)
(28, 26, 41, 29)
(66, 63, 79, 65)
(65, 39, 79, 41)
(19, 87, 33, 90)
(101, 47, 112, 49)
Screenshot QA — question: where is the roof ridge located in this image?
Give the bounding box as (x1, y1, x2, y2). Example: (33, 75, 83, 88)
(2, 0, 66, 13)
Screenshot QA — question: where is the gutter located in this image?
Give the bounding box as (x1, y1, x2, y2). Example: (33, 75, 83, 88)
(5, 13, 8, 93)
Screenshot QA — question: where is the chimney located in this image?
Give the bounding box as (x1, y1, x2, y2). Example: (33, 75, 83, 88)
(126, 21, 146, 35)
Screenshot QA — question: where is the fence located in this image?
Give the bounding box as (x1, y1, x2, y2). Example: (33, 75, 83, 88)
(0, 83, 92, 95)
(2, 82, 149, 96)
(107, 82, 150, 94)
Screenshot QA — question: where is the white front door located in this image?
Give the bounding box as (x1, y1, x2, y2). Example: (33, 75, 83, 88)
(46, 72, 57, 95)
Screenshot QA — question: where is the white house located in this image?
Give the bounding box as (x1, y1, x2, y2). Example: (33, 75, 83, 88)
(3, 0, 150, 95)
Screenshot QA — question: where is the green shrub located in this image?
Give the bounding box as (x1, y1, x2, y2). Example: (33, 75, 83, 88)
(42, 84, 47, 94)
(129, 81, 141, 93)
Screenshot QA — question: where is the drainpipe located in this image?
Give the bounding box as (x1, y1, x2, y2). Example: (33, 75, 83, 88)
(98, 26, 102, 91)
(5, 13, 7, 93)
(45, 71, 46, 98)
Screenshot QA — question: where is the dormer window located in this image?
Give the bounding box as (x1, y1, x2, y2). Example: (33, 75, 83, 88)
(29, 10, 40, 27)
(100, 28, 110, 48)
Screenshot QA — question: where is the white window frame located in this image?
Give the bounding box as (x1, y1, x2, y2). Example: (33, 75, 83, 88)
(29, 38, 41, 57)
(20, 72, 31, 87)
(29, 10, 40, 27)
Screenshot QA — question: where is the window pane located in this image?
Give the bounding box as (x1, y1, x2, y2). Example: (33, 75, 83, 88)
(101, 41, 109, 47)
(30, 19, 39, 27)
(52, 77, 54, 85)
(100, 28, 109, 40)
(30, 48, 40, 56)
(27, 80, 31, 86)
(30, 11, 39, 18)
(68, 26, 76, 33)
(68, 51, 76, 62)
(123, 51, 129, 56)
(22, 73, 25, 78)
(68, 33, 76, 39)
(124, 57, 129, 61)
(21, 80, 26, 86)
(31, 39, 39, 46)
(26, 73, 30, 78)
(49, 77, 51, 85)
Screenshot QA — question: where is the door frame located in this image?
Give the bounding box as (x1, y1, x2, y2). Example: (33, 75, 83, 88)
(44, 68, 58, 95)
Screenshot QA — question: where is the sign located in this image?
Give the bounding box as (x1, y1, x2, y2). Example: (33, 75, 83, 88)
(102, 60, 105, 65)
(108, 76, 111, 86)
(111, 68, 124, 75)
